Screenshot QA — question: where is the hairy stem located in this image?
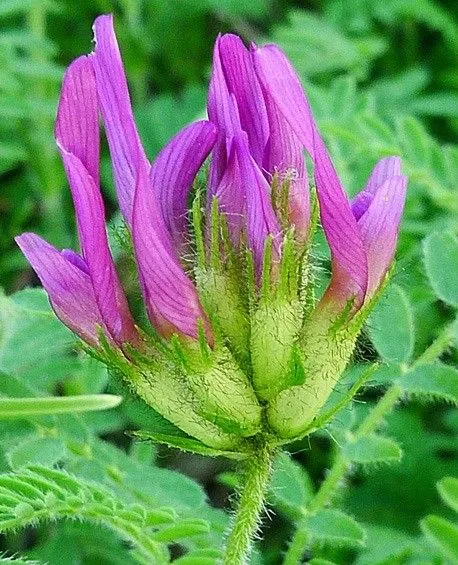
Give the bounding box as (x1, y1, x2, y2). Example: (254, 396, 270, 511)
(223, 440, 275, 565)
(283, 521, 309, 565)
(283, 383, 402, 564)
(354, 383, 401, 439)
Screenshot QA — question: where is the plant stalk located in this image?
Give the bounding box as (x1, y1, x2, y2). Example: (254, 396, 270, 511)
(223, 439, 275, 565)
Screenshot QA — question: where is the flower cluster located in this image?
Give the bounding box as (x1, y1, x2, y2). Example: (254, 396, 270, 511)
(16, 15, 407, 453)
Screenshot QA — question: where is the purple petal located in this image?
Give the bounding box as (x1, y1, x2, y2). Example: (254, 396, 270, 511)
(262, 89, 309, 242)
(351, 191, 373, 222)
(352, 156, 402, 220)
(233, 135, 281, 273)
(60, 150, 138, 344)
(252, 44, 315, 155)
(151, 121, 217, 254)
(214, 141, 246, 247)
(132, 162, 213, 342)
(61, 249, 90, 275)
(16, 234, 105, 346)
(253, 44, 368, 306)
(313, 132, 368, 305)
(208, 135, 229, 203)
(92, 14, 149, 224)
(358, 175, 407, 296)
(217, 34, 269, 166)
(208, 36, 242, 141)
(55, 56, 99, 182)
(207, 37, 243, 197)
(55, 52, 137, 345)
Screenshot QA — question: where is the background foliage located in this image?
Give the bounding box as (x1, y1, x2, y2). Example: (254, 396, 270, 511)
(0, 0, 457, 563)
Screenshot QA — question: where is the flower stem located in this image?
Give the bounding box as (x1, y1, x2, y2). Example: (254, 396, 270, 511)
(223, 440, 275, 565)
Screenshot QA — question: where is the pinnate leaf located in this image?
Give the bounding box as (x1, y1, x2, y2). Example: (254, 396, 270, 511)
(0, 465, 213, 563)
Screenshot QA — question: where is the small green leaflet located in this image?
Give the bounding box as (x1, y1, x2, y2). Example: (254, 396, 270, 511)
(422, 232, 458, 307)
(269, 452, 314, 520)
(420, 515, 458, 562)
(437, 476, 458, 513)
(396, 363, 458, 404)
(368, 284, 414, 364)
(305, 509, 366, 548)
(343, 434, 403, 465)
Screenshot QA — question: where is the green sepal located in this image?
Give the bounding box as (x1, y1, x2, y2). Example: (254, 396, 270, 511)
(251, 299, 303, 400)
(195, 268, 251, 368)
(173, 340, 262, 437)
(298, 363, 379, 438)
(277, 230, 301, 302)
(131, 430, 248, 460)
(267, 272, 391, 439)
(85, 331, 239, 451)
(193, 194, 251, 368)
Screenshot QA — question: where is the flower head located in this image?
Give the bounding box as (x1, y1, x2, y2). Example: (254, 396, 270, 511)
(16, 17, 407, 450)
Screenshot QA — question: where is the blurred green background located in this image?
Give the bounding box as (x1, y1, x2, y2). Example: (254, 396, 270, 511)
(0, 1, 457, 564)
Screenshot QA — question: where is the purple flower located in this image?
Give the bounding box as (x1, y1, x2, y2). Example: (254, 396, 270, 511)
(252, 44, 407, 310)
(207, 34, 310, 270)
(17, 15, 215, 346)
(16, 56, 138, 347)
(16, 17, 406, 353)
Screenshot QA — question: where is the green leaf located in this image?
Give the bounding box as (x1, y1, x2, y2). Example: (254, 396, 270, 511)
(131, 430, 246, 460)
(0, 289, 79, 386)
(420, 515, 458, 561)
(270, 10, 386, 78)
(397, 115, 432, 167)
(397, 363, 458, 404)
(343, 435, 403, 464)
(0, 0, 54, 18)
(354, 523, 417, 565)
(0, 465, 191, 563)
(368, 284, 415, 363)
(411, 93, 458, 117)
(7, 437, 66, 469)
(422, 232, 458, 307)
(173, 547, 221, 564)
(269, 452, 314, 519)
(437, 477, 458, 513)
(0, 395, 122, 418)
(151, 519, 210, 542)
(305, 509, 365, 547)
